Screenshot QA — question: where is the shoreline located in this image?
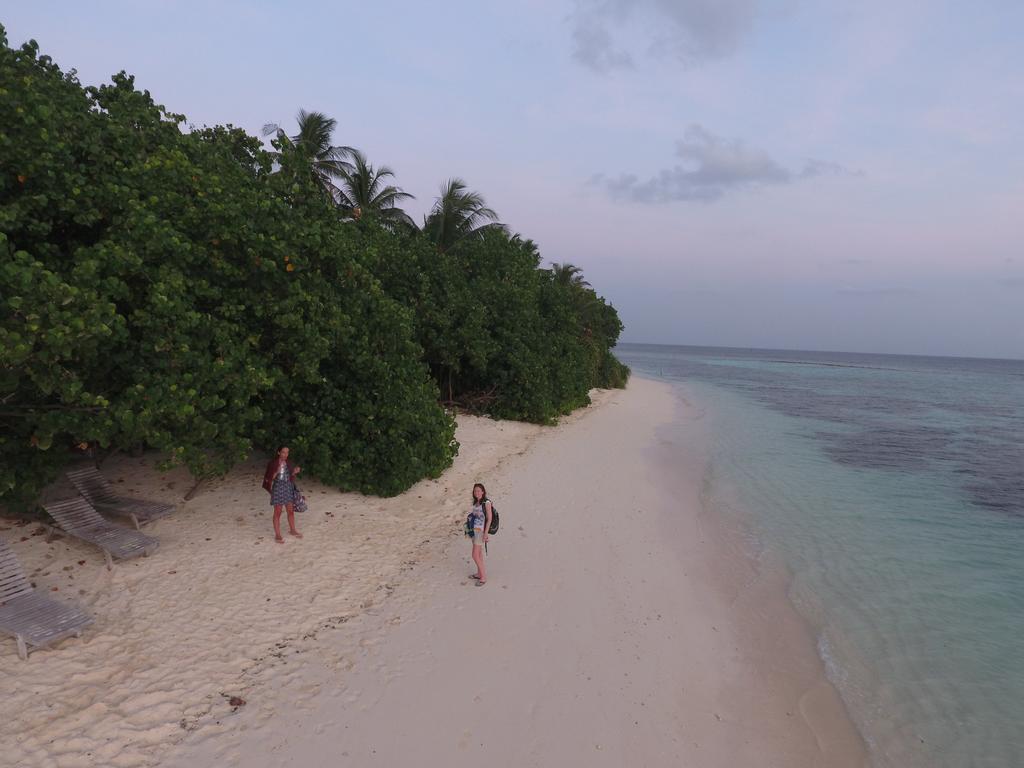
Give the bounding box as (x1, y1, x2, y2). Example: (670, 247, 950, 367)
(1, 377, 868, 767)
(652, 383, 869, 766)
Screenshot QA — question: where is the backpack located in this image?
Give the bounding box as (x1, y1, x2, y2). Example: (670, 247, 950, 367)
(464, 499, 500, 537)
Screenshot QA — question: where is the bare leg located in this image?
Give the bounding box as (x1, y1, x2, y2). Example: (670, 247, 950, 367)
(472, 543, 486, 584)
(470, 541, 481, 579)
(287, 503, 302, 538)
(273, 505, 285, 543)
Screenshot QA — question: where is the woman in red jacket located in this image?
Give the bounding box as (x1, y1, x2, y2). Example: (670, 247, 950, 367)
(262, 445, 303, 543)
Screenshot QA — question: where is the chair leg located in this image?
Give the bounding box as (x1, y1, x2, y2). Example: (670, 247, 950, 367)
(104, 551, 113, 570)
(129, 513, 140, 531)
(16, 635, 28, 660)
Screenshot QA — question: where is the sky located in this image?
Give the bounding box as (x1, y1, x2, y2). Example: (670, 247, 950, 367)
(4, 1, 1023, 358)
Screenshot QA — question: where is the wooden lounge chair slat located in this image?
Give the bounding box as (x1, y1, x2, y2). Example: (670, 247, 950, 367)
(0, 545, 33, 602)
(0, 539, 93, 659)
(65, 467, 176, 529)
(44, 498, 159, 568)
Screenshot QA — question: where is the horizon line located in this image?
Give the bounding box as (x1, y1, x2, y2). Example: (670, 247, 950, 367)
(617, 341, 1024, 364)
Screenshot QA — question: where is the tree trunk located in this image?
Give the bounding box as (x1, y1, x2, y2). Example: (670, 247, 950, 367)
(184, 477, 206, 501)
(96, 447, 120, 468)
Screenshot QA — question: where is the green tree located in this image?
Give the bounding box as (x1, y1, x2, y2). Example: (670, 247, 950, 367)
(263, 109, 353, 201)
(366, 224, 616, 423)
(550, 262, 591, 289)
(421, 178, 505, 253)
(336, 149, 416, 231)
(552, 264, 629, 388)
(0, 43, 273, 505)
(249, 142, 458, 495)
(0, 30, 458, 507)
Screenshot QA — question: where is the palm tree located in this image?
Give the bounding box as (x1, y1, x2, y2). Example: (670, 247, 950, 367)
(262, 109, 353, 200)
(422, 178, 504, 252)
(336, 150, 416, 230)
(550, 262, 591, 289)
(551, 262, 600, 337)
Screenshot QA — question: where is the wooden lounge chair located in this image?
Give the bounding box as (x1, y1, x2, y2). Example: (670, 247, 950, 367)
(43, 497, 159, 570)
(0, 538, 94, 659)
(66, 466, 176, 530)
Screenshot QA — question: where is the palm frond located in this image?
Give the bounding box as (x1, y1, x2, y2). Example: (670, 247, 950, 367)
(551, 262, 591, 288)
(332, 148, 415, 226)
(423, 178, 503, 252)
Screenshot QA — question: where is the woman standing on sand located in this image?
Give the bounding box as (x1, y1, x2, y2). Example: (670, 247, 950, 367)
(262, 446, 303, 543)
(469, 483, 493, 585)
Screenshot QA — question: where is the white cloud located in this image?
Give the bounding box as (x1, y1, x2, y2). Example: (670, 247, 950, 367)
(599, 124, 853, 202)
(569, 0, 761, 71)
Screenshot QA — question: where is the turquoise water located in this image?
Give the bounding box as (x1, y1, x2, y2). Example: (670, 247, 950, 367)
(617, 344, 1024, 768)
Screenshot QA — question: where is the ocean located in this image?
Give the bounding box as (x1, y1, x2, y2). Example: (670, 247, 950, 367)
(615, 343, 1024, 768)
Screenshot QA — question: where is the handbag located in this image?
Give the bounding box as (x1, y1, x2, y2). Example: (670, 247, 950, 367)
(293, 483, 308, 513)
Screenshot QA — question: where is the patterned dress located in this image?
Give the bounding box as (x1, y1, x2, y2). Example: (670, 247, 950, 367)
(270, 461, 295, 507)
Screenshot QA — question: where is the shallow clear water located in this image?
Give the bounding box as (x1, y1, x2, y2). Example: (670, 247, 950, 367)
(617, 343, 1024, 768)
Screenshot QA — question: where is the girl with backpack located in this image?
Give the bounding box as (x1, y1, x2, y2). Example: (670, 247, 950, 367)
(469, 483, 493, 585)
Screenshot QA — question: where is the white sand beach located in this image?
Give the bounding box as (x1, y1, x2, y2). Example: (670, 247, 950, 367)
(2, 378, 866, 767)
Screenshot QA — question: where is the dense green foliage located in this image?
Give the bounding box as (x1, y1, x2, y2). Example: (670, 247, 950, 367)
(0, 28, 626, 511)
(0, 31, 455, 506)
(360, 227, 628, 422)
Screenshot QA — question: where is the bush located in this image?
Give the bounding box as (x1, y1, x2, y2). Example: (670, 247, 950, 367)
(365, 225, 628, 424)
(0, 28, 455, 507)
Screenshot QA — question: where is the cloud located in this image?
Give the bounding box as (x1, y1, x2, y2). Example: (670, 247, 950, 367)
(570, 0, 760, 72)
(599, 124, 853, 203)
(571, 10, 634, 72)
(799, 159, 861, 179)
